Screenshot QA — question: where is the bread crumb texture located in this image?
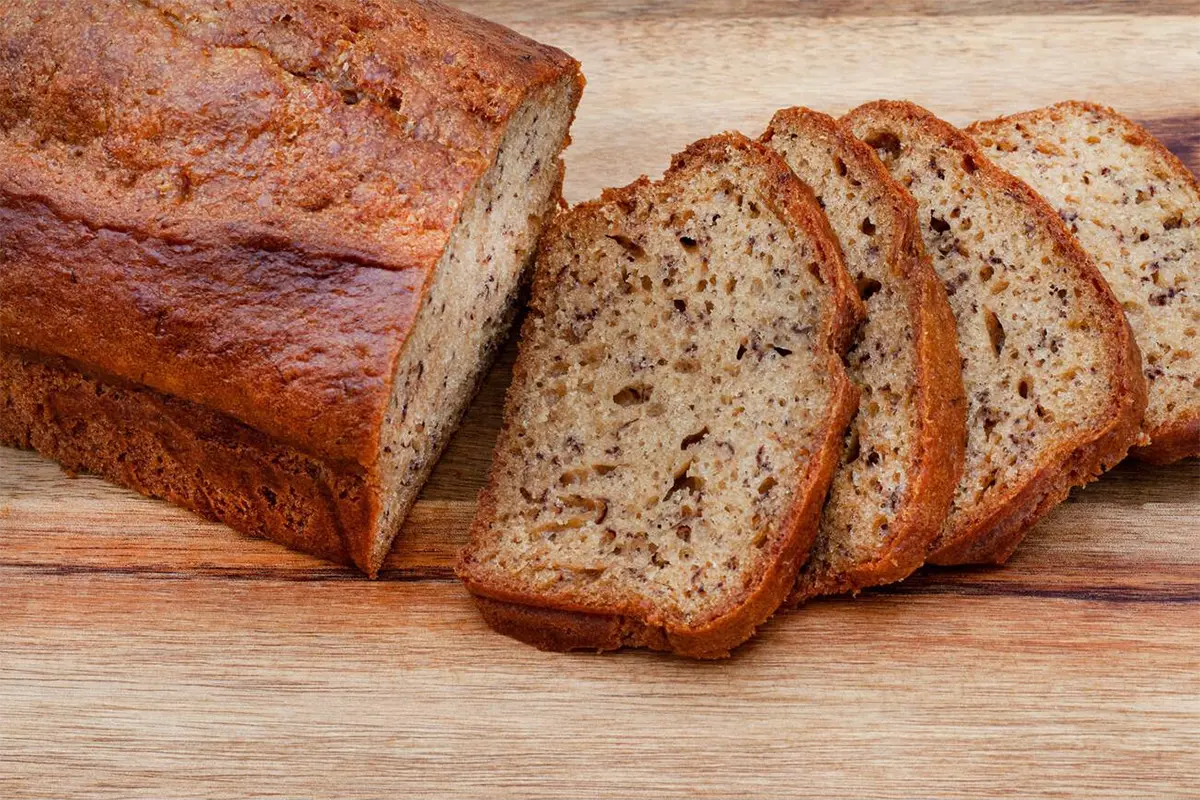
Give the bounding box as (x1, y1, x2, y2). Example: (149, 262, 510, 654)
(845, 102, 1135, 542)
(463, 137, 852, 630)
(765, 108, 963, 598)
(969, 102, 1199, 456)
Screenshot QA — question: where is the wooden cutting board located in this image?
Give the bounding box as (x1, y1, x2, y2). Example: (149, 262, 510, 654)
(2, 2, 1198, 797)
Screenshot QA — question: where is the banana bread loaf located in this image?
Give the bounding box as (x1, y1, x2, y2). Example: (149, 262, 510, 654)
(0, 0, 584, 575)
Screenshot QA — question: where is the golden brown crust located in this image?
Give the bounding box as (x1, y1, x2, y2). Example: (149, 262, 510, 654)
(458, 133, 863, 658)
(967, 100, 1198, 465)
(841, 101, 1148, 566)
(763, 108, 966, 602)
(1132, 414, 1200, 464)
(0, 0, 582, 466)
(471, 595, 673, 654)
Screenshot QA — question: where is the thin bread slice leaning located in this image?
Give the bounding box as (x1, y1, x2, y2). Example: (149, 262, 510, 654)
(457, 133, 863, 657)
(968, 101, 1199, 464)
(842, 101, 1146, 566)
(761, 107, 966, 601)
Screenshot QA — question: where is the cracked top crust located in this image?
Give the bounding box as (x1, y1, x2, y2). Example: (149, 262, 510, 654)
(0, 0, 580, 465)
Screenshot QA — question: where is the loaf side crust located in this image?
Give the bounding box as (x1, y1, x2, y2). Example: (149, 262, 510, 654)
(0, 346, 370, 567)
(1, 249, 532, 575)
(762, 108, 967, 602)
(841, 101, 1148, 565)
(967, 100, 1199, 465)
(458, 134, 864, 657)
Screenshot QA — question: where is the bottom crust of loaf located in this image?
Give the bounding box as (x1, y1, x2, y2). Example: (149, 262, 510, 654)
(0, 346, 376, 569)
(472, 595, 673, 654)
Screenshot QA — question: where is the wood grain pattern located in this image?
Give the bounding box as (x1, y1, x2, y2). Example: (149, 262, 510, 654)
(2, 2, 1199, 797)
(461, 0, 1198, 20)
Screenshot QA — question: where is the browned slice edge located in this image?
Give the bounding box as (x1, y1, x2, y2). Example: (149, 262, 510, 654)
(761, 107, 966, 601)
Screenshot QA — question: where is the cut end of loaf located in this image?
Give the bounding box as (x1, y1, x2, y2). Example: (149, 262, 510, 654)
(366, 75, 583, 574)
(458, 133, 859, 654)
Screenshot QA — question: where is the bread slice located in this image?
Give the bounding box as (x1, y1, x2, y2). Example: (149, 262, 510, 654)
(842, 101, 1146, 566)
(968, 102, 1199, 464)
(761, 108, 966, 601)
(457, 133, 863, 657)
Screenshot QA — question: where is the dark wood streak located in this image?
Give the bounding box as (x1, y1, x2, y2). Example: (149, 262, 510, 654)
(0, 562, 458, 583)
(6, 559, 1194, 604)
(875, 579, 1200, 604)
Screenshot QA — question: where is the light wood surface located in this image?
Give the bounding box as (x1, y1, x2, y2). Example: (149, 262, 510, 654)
(3, 2, 1199, 798)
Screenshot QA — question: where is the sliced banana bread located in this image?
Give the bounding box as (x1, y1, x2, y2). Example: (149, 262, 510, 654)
(842, 101, 1146, 566)
(457, 133, 863, 657)
(968, 101, 1199, 464)
(761, 107, 966, 601)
